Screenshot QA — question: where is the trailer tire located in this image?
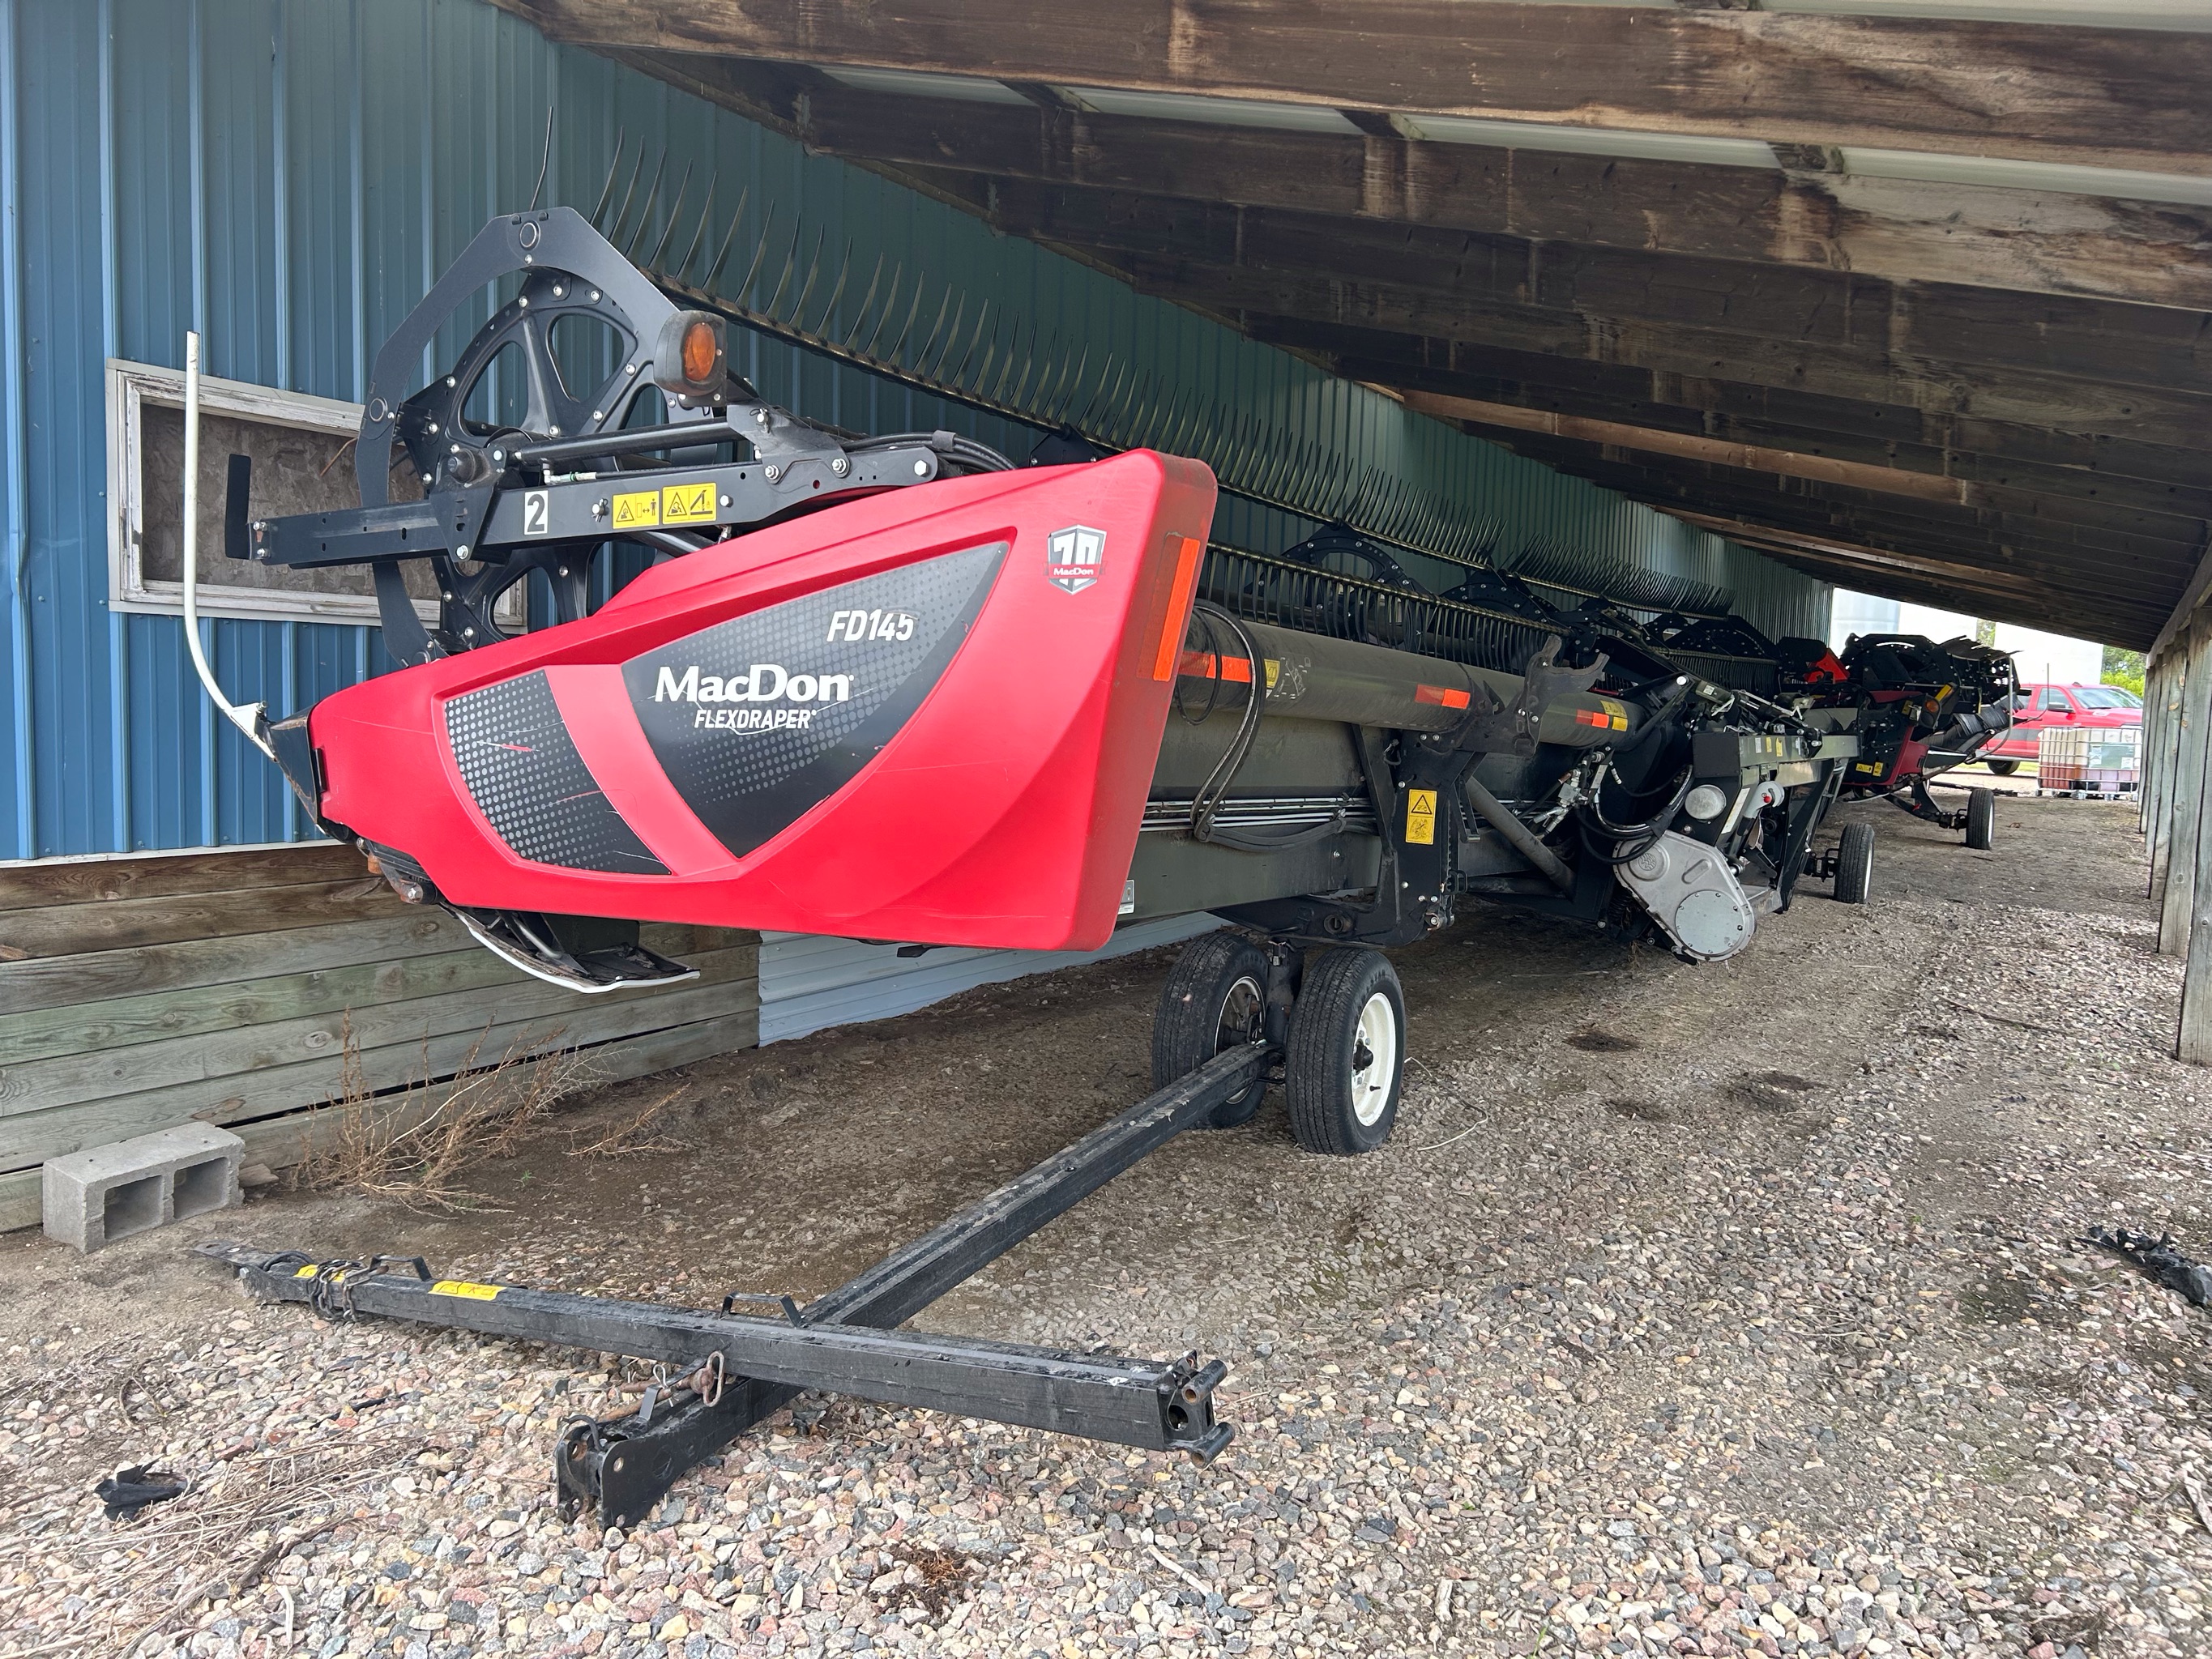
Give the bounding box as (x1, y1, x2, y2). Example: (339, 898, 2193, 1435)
(1283, 948, 1405, 1156)
(1965, 787, 1996, 851)
(1834, 822, 1875, 905)
(1984, 759, 2018, 777)
(1152, 933, 1273, 1128)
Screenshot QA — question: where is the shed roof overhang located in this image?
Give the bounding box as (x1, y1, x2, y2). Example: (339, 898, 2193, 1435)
(493, 0, 2212, 650)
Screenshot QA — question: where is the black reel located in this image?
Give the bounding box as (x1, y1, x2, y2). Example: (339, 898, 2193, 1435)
(237, 207, 1014, 681)
(352, 211, 737, 661)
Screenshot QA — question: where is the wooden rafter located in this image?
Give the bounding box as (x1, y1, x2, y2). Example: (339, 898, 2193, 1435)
(1394, 389, 2212, 526)
(493, 4, 2211, 643)
(1044, 265, 2212, 454)
(1467, 423, 2212, 553)
(792, 89, 2212, 312)
(493, 0, 2212, 174)
(1253, 326, 2212, 491)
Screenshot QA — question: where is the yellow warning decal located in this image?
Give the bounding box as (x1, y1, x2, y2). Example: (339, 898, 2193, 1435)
(610, 489, 660, 529)
(1599, 697, 1629, 731)
(293, 1265, 319, 1278)
(429, 1280, 502, 1302)
(660, 481, 718, 526)
(1405, 787, 1437, 846)
(1262, 659, 1279, 692)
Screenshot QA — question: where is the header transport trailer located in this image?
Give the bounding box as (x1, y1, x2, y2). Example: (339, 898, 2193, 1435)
(1654, 619, 2017, 851)
(192, 210, 1863, 1525)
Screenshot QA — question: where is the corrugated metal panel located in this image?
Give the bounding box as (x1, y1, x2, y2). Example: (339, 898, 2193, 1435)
(757, 915, 1221, 1046)
(0, 0, 1827, 862)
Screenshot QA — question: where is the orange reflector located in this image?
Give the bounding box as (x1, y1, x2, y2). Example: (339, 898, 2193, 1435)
(681, 318, 719, 386)
(1414, 684, 1471, 710)
(1151, 535, 1208, 682)
(1177, 649, 1253, 684)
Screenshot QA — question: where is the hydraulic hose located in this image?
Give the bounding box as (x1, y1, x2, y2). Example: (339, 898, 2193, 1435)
(181, 331, 274, 761)
(1184, 603, 1272, 848)
(849, 430, 1014, 473)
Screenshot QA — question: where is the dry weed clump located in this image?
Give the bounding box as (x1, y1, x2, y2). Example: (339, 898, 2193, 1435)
(94, 1433, 405, 1658)
(295, 1015, 596, 1209)
(566, 1084, 689, 1158)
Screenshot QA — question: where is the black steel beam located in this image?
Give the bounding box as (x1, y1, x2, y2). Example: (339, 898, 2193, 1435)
(202, 1041, 1269, 1525)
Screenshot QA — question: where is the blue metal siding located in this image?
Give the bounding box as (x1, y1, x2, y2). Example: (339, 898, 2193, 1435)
(0, 0, 1828, 860)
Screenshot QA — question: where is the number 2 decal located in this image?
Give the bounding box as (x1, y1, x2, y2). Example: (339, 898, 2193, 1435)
(522, 490, 549, 536)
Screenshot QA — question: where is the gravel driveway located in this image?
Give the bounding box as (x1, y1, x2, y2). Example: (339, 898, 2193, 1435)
(2, 793, 2206, 1659)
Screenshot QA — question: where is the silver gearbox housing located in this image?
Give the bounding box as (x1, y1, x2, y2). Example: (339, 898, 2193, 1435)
(1615, 830, 1757, 962)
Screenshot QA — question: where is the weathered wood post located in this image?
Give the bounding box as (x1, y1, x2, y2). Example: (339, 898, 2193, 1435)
(2180, 630, 2212, 1058)
(2157, 613, 2212, 959)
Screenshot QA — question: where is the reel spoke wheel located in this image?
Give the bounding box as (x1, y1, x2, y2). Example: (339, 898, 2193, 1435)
(1965, 787, 1996, 851)
(1284, 948, 1405, 1156)
(1152, 934, 1273, 1128)
(1833, 821, 1875, 906)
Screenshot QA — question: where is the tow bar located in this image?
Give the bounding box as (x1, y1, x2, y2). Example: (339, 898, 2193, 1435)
(200, 1043, 1263, 1526)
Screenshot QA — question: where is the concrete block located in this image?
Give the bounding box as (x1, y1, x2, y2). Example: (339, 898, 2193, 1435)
(42, 1123, 245, 1252)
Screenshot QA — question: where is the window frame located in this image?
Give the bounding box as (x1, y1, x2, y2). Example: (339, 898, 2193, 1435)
(105, 356, 439, 627)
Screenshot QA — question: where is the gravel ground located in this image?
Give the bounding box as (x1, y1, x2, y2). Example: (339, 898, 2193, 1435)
(3, 792, 2209, 1659)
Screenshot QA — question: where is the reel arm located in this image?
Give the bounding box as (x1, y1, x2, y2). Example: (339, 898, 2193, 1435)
(229, 207, 1007, 666)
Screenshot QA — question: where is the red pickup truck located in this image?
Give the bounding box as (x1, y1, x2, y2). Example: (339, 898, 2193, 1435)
(1982, 682, 2142, 774)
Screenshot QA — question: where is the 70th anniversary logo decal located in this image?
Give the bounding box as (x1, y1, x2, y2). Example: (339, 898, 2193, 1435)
(1047, 525, 1105, 593)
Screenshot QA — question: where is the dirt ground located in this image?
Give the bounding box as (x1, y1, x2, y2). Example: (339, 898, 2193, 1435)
(2, 787, 2207, 1659)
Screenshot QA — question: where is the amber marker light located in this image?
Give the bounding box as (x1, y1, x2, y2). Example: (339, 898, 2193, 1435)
(681, 318, 719, 386)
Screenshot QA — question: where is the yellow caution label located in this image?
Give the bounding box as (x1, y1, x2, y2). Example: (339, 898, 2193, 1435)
(610, 489, 660, 528)
(429, 1280, 502, 1301)
(1405, 788, 1437, 846)
(293, 1264, 319, 1278)
(660, 480, 718, 526)
(1599, 697, 1629, 731)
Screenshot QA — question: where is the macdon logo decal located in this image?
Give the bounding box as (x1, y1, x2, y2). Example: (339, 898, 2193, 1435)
(824, 608, 916, 642)
(653, 663, 853, 732)
(1046, 524, 1104, 594)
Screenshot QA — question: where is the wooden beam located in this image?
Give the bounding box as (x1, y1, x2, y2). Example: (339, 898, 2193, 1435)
(1376, 354, 2212, 505)
(793, 89, 2212, 311)
(1262, 329, 2212, 493)
(1480, 423, 2212, 553)
(1502, 440, 2202, 586)
(1503, 441, 2199, 582)
(1400, 386, 2212, 524)
(1399, 389, 1965, 504)
(1658, 512, 2155, 642)
(493, 0, 2212, 175)
(2146, 540, 2212, 663)
(952, 181, 2212, 396)
(1071, 260, 2212, 454)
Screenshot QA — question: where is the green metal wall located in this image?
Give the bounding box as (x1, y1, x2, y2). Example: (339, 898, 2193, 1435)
(0, 0, 1829, 859)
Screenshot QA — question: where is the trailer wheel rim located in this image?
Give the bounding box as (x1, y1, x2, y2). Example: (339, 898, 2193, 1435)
(1215, 975, 1266, 1105)
(1350, 992, 1398, 1126)
(1216, 975, 1265, 1053)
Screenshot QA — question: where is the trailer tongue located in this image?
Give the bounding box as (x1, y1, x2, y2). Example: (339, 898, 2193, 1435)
(195, 208, 1864, 1517)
